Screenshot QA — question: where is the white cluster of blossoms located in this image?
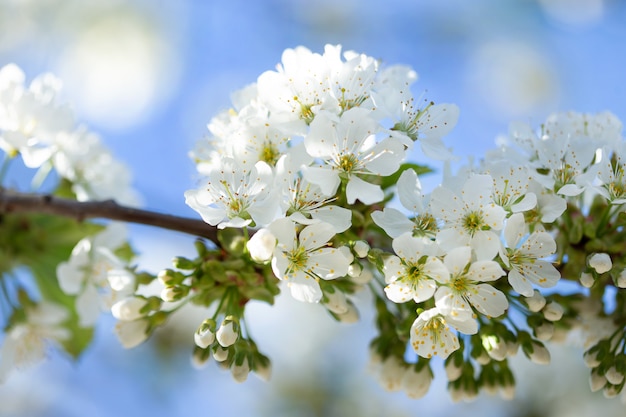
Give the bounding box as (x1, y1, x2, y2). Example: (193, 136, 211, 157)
(3, 45, 626, 402)
(56, 223, 137, 327)
(0, 64, 142, 381)
(186, 44, 459, 303)
(0, 63, 139, 205)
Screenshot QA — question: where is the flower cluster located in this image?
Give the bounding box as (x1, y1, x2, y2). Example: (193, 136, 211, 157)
(0, 63, 139, 204)
(2, 46, 626, 404)
(182, 45, 626, 400)
(0, 64, 141, 380)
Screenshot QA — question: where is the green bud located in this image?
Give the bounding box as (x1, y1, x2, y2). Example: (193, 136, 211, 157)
(157, 269, 185, 286)
(191, 345, 212, 369)
(172, 256, 196, 270)
(194, 239, 208, 256)
(161, 285, 190, 302)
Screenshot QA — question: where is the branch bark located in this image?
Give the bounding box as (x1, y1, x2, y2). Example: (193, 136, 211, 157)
(0, 188, 218, 242)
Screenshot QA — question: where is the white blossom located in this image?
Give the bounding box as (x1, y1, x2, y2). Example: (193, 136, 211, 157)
(501, 213, 560, 297)
(430, 174, 506, 260)
(303, 107, 405, 204)
(56, 222, 134, 326)
(185, 158, 277, 229)
(410, 307, 477, 359)
(382, 233, 447, 304)
(435, 246, 508, 319)
(269, 218, 352, 303)
(0, 302, 69, 382)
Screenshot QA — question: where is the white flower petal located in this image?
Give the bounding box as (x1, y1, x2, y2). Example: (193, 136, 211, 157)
(346, 175, 383, 204)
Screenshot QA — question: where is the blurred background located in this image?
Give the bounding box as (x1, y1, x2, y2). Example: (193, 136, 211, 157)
(1, 0, 626, 415)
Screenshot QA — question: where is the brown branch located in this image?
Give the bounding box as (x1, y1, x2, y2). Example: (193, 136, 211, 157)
(0, 188, 218, 242)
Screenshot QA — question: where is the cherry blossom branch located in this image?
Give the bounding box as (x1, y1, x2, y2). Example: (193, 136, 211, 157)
(0, 188, 218, 242)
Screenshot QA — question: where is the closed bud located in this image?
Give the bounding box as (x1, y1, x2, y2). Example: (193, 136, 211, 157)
(353, 240, 370, 258)
(445, 357, 463, 381)
(324, 289, 349, 315)
(533, 321, 554, 341)
(506, 340, 519, 356)
(401, 365, 432, 399)
(579, 272, 595, 288)
(194, 318, 217, 349)
(213, 346, 230, 362)
(482, 334, 507, 361)
(191, 346, 211, 369)
(158, 269, 185, 287)
(525, 290, 546, 312)
(114, 319, 150, 349)
(524, 341, 550, 365)
(161, 286, 190, 302)
(111, 296, 149, 321)
(347, 262, 362, 278)
(216, 317, 239, 347)
(542, 301, 564, 322)
(336, 302, 359, 324)
(605, 366, 624, 385)
(604, 384, 620, 398)
(583, 349, 601, 368)
(588, 253, 612, 274)
(377, 357, 406, 392)
(253, 355, 272, 382)
(231, 356, 250, 383)
(173, 256, 196, 270)
(616, 269, 626, 288)
(246, 228, 276, 262)
(589, 368, 607, 392)
(350, 266, 373, 285)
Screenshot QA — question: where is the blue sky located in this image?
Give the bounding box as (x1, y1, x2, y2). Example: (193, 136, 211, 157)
(2, 0, 626, 416)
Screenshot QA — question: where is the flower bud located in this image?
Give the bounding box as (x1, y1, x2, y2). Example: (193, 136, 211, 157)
(445, 357, 463, 381)
(111, 297, 149, 321)
(246, 228, 276, 262)
(191, 346, 211, 369)
(324, 290, 349, 315)
(377, 357, 405, 392)
(603, 385, 620, 398)
(524, 341, 550, 365)
(161, 286, 190, 302)
(542, 301, 564, 322)
(253, 356, 272, 382)
(114, 319, 150, 349)
(588, 253, 612, 274)
(213, 346, 230, 362)
(525, 290, 546, 312)
(347, 262, 362, 278)
(533, 321, 554, 341)
(157, 269, 185, 287)
(583, 349, 601, 368)
(216, 317, 239, 347)
(482, 334, 508, 361)
(579, 272, 595, 288)
(336, 302, 359, 324)
(616, 269, 626, 288)
(172, 256, 196, 270)
(194, 319, 217, 349)
(589, 368, 607, 392)
(231, 357, 250, 383)
(401, 365, 432, 399)
(353, 240, 370, 258)
(350, 266, 373, 285)
(605, 366, 624, 385)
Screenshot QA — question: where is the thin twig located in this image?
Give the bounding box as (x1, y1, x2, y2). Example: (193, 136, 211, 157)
(0, 188, 218, 242)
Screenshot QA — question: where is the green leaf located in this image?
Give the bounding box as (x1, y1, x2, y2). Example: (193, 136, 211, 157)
(380, 162, 432, 190)
(2, 213, 104, 358)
